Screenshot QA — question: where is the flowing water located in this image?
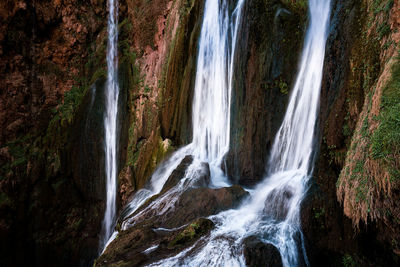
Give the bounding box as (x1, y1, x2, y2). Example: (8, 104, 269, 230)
(109, 0, 330, 265)
(100, 0, 119, 252)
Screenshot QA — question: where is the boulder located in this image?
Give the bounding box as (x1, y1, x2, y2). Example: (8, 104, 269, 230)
(243, 236, 283, 267)
(96, 218, 215, 267)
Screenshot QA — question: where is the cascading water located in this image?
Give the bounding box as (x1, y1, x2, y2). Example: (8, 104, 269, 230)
(99, 0, 119, 252)
(119, 0, 245, 230)
(146, 0, 331, 266)
(106, 0, 330, 265)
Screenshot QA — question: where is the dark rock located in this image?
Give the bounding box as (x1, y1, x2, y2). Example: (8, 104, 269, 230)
(126, 183, 249, 230)
(167, 218, 214, 249)
(187, 161, 211, 188)
(168, 185, 249, 228)
(243, 236, 283, 267)
(96, 218, 214, 267)
(161, 155, 194, 193)
(264, 187, 294, 221)
(226, 0, 307, 186)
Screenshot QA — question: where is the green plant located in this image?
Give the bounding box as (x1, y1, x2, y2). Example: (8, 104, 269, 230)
(370, 58, 400, 182)
(342, 254, 357, 267)
(377, 23, 391, 40)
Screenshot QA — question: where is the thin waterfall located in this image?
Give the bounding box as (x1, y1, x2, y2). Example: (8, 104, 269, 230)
(268, 0, 331, 175)
(148, 0, 331, 266)
(120, 0, 245, 229)
(100, 0, 119, 252)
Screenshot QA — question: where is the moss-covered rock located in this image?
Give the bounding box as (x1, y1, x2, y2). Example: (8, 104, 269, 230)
(96, 218, 214, 267)
(167, 218, 214, 249)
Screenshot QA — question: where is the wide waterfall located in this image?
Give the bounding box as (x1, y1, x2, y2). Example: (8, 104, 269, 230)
(144, 0, 331, 266)
(100, 0, 120, 252)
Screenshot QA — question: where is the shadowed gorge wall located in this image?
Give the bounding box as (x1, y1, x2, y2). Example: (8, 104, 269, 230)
(302, 0, 400, 265)
(0, 0, 132, 265)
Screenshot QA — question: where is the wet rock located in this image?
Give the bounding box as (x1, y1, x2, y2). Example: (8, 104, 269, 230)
(243, 236, 283, 267)
(264, 188, 293, 221)
(96, 218, 214, 267)
(226, 0, 307, 186)
(167, 218, 214, 249)
(126, 182, 249, 230)
(189, 162, 211, 188)
(161, 155, 194, 193)
(167, 185, 249, 228)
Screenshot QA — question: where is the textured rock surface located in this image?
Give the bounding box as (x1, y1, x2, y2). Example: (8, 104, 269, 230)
(0, 0, 113, 266)
(119, 0, 204, 204)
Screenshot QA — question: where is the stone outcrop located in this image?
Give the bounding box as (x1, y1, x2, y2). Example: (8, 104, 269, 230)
(243, 236, 283, 267)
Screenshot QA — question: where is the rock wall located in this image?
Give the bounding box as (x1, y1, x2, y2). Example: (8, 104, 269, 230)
(226, 0, 308, 185)
(0, 0, 203, 266)
(118, 0, 204, 206)
(0, 0, 114, 266)
(302, 0, 400, 265)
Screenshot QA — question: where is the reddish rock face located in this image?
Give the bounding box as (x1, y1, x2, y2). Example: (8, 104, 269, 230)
(0, 0, 111, 265)
(0, 0, 108, 145)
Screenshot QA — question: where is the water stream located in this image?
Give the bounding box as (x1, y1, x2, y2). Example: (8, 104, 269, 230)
(99, 0, 119, 253)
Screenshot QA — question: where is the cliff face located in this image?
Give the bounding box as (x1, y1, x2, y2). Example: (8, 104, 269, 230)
(226, 0, 307, 185)
(0, 0, 113, 266)
(0, 0, 202, 265)
(302, 0, 400, 265)
(119, 0, 204, 206)
(336, 0, 400, 256)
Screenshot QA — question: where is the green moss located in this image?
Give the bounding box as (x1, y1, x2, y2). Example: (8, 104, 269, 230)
(0, 192, 12, 208)
(281, 0, 308, 14)
(371, 58, 400, 182)
(167, 219, 213, 249)
(342, 254, 357, 267)
(377, 22, 391, 40)
(372, 0, 394, 15)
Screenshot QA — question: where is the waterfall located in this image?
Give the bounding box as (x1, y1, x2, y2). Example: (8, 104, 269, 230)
(192, 0, 242, 163)
(100, 0, 119, 252)
(106, 0, 330, 265)
(192, 0, 244, 187)
(147, 0, 331, 266)
(119, 0, 245, 229)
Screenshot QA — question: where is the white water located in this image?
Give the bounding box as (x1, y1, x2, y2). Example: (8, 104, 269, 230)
(100, 0, 119, 252)
(119, 0, 245, 229)
(148, 0, 331, 266)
